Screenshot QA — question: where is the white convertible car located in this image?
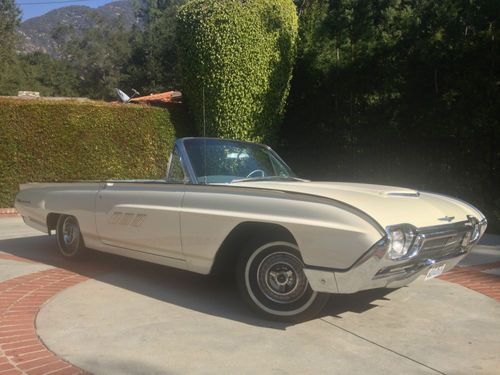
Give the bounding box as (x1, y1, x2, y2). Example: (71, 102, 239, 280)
(16, 137, 487, 321)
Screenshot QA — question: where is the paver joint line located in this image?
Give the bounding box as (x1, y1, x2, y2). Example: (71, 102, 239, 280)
(319, 318, 447, 375)
(0, 269, 88, 374)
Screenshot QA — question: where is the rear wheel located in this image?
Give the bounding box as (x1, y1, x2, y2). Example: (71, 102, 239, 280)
(56, 215, 86, 259)
(237, 241, 329, 322)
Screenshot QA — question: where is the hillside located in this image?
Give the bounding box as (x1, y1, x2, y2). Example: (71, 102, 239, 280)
(17, 0, 137, 57)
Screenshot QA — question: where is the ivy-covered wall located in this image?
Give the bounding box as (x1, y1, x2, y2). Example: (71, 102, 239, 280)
(177, 0, 298, 142)
(0, 98, 185, 207)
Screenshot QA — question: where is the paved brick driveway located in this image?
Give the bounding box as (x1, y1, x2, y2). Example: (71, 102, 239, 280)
(439, 261, 500, 301)
(0, 265, 87, 374)
(0, 216, 498, 375)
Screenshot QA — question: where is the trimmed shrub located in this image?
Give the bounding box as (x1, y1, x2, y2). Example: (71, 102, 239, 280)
(177, 0, 298, 142)
(0, 98, 186, 207)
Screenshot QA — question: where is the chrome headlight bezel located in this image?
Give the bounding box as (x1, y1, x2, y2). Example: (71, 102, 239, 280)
(468, 216, 487, 244)
(479, 218, 488, 238)
(385, 224, 420, 260)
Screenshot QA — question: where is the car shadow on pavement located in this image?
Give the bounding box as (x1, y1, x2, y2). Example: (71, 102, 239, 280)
(323, 288, 394, 317)
(0, 235, 396, 329)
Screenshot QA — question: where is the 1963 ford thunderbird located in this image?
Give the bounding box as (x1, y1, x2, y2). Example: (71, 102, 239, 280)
(15, 137, 487, 321)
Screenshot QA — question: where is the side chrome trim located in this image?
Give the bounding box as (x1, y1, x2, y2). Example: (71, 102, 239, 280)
(386, 192, 420, 198)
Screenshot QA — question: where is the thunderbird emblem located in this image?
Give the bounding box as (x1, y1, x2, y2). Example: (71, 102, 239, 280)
(438, 216, 455, 222)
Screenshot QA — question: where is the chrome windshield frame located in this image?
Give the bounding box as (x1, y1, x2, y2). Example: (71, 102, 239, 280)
(173, 138, 198, 183)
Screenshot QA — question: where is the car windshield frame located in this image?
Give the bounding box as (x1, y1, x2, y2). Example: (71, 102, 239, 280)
(176, 138, 299, 184)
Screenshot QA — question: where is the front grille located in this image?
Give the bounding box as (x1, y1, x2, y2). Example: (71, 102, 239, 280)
(416, 223, 470, 261)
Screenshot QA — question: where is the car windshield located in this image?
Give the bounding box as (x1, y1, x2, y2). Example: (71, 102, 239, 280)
(183, 138, 298, 184)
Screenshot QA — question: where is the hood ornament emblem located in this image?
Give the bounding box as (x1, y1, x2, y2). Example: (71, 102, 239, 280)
(438, 216, 455, 222)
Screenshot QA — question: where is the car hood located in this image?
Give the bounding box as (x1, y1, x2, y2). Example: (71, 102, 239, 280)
(230, 181, 484, 229)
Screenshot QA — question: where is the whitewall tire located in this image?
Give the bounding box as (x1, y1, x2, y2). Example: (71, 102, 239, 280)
(237, 241, 329, 322)
(56, 215, 87, 259)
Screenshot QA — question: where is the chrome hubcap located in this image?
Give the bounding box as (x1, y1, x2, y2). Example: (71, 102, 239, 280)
(62, 217, 79, 252)
(257, 252, 308, 304)
(268, 266, 296, 293)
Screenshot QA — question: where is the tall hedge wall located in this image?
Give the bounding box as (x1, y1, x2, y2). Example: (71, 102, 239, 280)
(0, 98, 182, 207)
(177, 0, 298, 143)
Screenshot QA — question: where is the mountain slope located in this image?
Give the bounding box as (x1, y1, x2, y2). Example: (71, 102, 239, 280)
(18, 0, 137, 57)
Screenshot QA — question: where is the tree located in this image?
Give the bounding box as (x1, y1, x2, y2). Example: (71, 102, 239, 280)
(0, 0, 21, 95)
(60, 14, 134, 99)
(17, 52, 80, 97)
(0, 0, 20, 60)
(125, 0, 187, 93)
(177, 0, 299, 142)
(281, 0, 500, 231)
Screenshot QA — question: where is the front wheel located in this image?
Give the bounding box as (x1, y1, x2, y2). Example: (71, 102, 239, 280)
(56, 215, 87, 259)
(236, 241, 329, 322)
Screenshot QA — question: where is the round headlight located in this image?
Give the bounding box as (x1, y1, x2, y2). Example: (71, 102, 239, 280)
(471, 224, 480, 242)
(390, 229, 406, 256)
(387, 225, 416, 260)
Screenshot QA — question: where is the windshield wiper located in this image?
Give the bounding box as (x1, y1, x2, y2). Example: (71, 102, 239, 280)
(231, 176, 309, 183)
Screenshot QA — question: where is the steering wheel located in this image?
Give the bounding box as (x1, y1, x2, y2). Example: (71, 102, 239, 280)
(246, 169, 265, 178)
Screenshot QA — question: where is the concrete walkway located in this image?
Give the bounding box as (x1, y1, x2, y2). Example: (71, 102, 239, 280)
(0, 217, 499, 375)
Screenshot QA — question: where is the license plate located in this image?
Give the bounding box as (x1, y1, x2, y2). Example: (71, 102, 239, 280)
(425, 264, 446, 280)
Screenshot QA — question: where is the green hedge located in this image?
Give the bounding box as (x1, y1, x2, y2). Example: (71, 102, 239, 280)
(0, 98, 185, 207)
(177, 0, 298, 143)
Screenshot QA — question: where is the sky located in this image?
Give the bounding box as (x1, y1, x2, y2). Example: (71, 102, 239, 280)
(17, 0, 116, 21)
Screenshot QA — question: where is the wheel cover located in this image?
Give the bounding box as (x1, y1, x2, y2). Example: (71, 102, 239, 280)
(257, 252, 308, 304)
(245, 242, 317, 317)
(61, 216, 80, 255)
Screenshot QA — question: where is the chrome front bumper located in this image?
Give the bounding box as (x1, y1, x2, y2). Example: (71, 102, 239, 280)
(304, 221, 476, 294)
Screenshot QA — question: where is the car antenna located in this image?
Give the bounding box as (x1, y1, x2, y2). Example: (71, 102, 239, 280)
(202, 85, 207, 185)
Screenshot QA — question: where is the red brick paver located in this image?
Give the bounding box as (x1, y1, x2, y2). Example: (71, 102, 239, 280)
(439, 261, 500, 301)
(0, 269, 88, 374)
(0, 254, 37, 264)
(0, 209, 19, 217)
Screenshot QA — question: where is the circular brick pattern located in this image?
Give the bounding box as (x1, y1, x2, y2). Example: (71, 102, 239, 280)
(439, 261, 500, 301)
(0, 268, 88, 374)
(0, 209, 19, 217)
(0, 254, 37, 264)
(0, 238, 497, 375)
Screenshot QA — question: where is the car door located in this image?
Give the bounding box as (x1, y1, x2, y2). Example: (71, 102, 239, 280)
(94, 182, 184, 259)
(94, 147, 189, 260)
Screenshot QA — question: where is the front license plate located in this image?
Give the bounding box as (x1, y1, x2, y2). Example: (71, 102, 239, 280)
(425, 264, 446, 280)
